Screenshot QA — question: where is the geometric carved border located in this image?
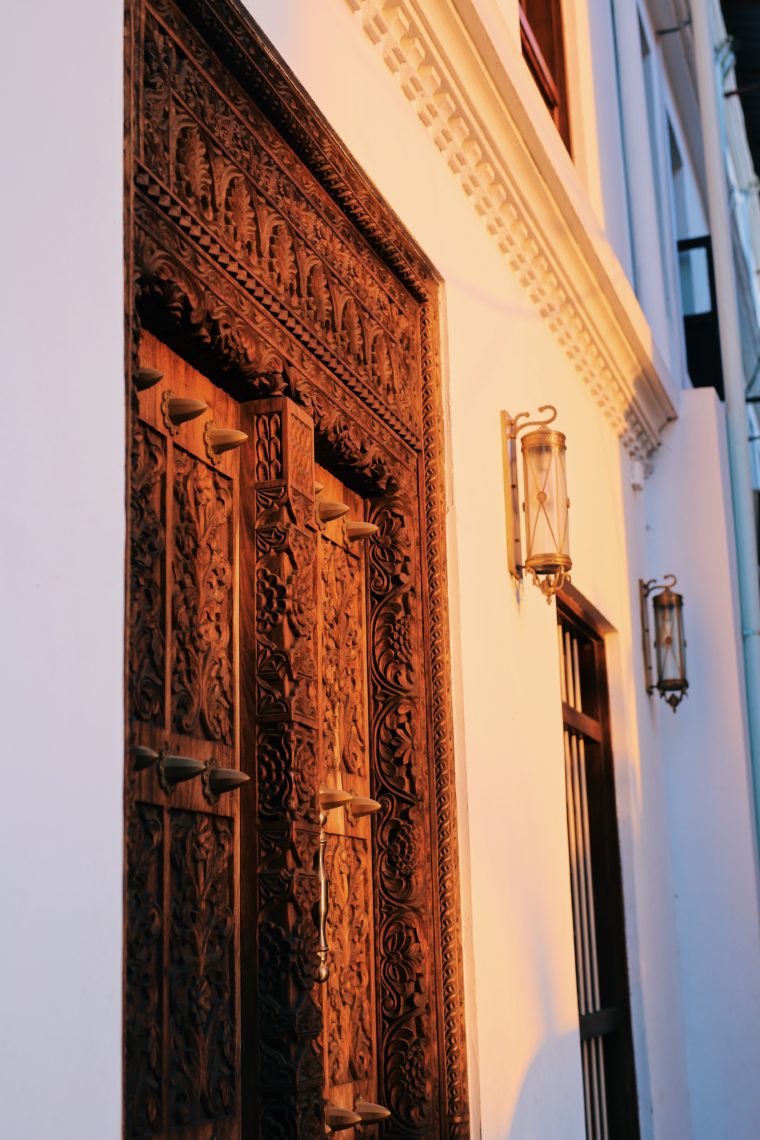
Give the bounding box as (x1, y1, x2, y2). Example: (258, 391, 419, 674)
(126, 1, 470, 1135)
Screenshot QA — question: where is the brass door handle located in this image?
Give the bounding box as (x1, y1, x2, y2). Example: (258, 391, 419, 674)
(316, 816, 330, 983)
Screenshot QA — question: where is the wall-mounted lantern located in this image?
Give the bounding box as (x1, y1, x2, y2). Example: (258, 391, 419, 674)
(501, 405, 571, 601)
(639, 575, 688, 711)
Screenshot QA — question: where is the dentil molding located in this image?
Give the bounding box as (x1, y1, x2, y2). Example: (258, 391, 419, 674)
(344, 0, 677, 462)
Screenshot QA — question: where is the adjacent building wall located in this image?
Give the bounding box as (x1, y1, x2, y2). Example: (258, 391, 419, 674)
(644, 387, 760, 1140)
(0, 1, 124, 1137)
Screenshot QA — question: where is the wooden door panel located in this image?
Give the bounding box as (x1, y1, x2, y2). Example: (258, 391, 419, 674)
(126, 332, 243, 1139)
(315, 465, 379, 1133)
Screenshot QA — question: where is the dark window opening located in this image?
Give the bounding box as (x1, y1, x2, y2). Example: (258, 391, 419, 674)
(520, 0, 571, 152)
(678, 235, 724, 399)
(558, 598, 640, 1140)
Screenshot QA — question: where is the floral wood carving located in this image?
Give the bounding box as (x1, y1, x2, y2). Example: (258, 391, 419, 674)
(129, 422, 166, 726)
(320, 536, 366, 779)
(366, 492, 440, 1135)
(324, 836, 373, 1086)
(171, 448, 234, 744)
(169, 810, 236, 1126)
(125, 803, 164, 1137)
(128, 2, 470, 1134)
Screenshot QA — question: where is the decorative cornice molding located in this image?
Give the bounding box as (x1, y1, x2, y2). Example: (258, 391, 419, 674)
(344, 0, 678, 461)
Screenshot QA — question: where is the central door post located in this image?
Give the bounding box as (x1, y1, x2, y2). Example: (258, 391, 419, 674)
(239, 396, 324, 1137)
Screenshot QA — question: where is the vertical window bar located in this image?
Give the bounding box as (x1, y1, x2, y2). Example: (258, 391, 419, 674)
(601, 1039, 610, 1135)
(565, 630, 576, 709)
(570, 733, 594, 1012)
(558, 623, 568, 703)
(573, 636, 583, 713)
(579, 737, 601, 1011)
(581, 1040, 594, 1139)
(565, 731, 588, 1013)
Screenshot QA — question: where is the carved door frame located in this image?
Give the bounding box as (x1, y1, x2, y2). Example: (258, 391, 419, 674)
(125, 1, 469, 1135)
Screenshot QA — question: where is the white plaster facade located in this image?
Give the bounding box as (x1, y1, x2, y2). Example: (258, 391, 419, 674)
(3, 1, 760, 1138)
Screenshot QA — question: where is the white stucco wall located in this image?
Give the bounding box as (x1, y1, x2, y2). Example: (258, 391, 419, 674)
(644, 388, 760, 1140)
(0, 2, 124, 1137)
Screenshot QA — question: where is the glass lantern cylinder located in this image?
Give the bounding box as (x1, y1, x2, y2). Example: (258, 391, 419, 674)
(653, 585, 688, 708)
(521, 425, 571, 593)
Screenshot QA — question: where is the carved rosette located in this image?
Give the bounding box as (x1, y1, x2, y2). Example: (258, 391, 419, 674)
(241, 397, 323, 1136)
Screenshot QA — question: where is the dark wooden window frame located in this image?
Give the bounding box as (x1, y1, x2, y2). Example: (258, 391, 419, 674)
(677, 235, 724, 400)
(558, 588, 639, 1140)
(124, 0, 470, 1136)
(520, 0, 572, 152)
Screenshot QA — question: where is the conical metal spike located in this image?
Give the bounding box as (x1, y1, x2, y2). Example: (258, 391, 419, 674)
(355, 1100, 391, 1123)
(346, 521, 379, 542)
(324, 1104, 363, 1132)
(135, 366, 163, 391)
(132, 744, 159, 771)
(318, 500, 349, 523)
(162, 754, 205, 785)
(207, 768, 250, 795)
(166, 397, 208, 425)
(319, 786, 353, 812)
(346, 795, 382, 819)
(207, 426, 248, 455)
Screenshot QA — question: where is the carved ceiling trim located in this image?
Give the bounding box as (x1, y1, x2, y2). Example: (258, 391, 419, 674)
(344, 0, 677, 462)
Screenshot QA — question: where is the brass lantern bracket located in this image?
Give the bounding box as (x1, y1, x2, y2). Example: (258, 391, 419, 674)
(501, 405, 559, 583)
(639, 578, 659, 695)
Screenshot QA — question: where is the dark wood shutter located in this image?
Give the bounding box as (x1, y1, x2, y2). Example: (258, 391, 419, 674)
(557, 599, 640, 1140)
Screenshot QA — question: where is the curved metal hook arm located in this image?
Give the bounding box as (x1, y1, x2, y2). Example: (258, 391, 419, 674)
(509, 404, 558, 438)
(642, 573, 678, 597)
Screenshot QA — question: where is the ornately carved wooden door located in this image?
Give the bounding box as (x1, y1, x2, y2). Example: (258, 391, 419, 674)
(127, 2, 471, 1133)
(126, 332, 245, 1139)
